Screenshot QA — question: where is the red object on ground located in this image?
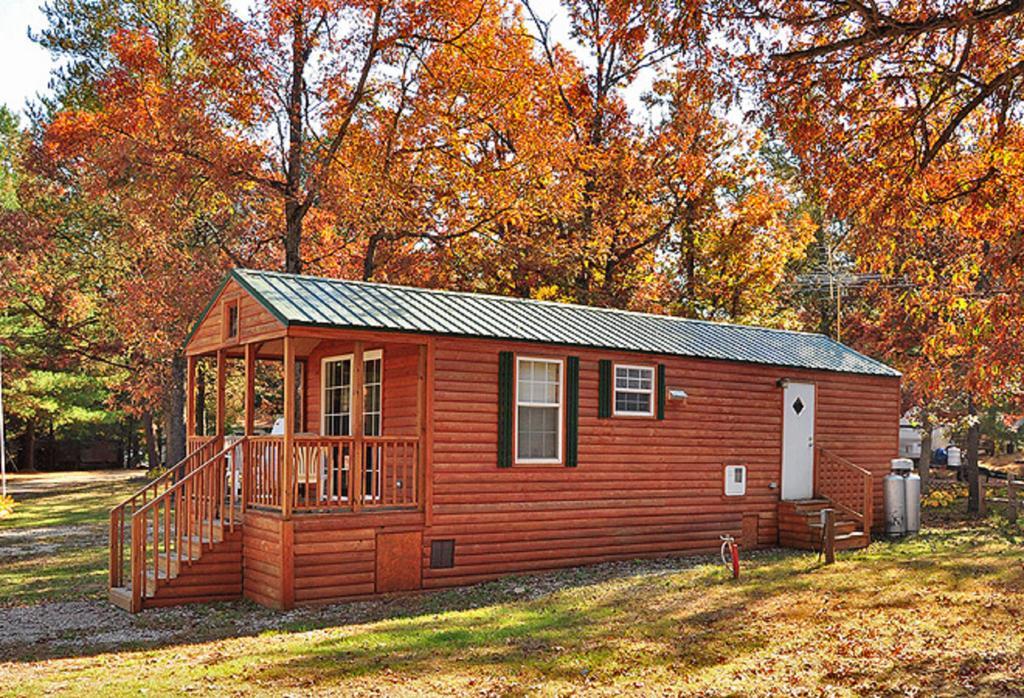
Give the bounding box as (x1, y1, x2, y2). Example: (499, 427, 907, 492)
(730, 542, 741, 579)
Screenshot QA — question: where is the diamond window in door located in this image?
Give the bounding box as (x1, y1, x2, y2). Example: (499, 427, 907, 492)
(792, 397, 805, 415)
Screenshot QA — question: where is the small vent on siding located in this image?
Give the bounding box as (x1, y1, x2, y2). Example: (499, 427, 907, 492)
(430, 540, 455, 569)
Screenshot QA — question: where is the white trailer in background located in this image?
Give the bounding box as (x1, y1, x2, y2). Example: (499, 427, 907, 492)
(899, 418, 951, 464)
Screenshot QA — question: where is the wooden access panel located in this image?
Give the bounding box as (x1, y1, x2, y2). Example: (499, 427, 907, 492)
(742, 512, 760, 550)
(376, 531, 422, 593)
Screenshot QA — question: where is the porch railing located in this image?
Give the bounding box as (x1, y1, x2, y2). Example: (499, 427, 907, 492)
(245, 435, 420, 513)
(816, 447, 873, 533)
(109, 435, 221, 589)
(245, 436, 283, 510)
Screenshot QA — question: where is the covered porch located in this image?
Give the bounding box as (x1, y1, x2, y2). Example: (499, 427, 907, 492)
(109, 274, 437, 611)
(186, 328, 429, 517)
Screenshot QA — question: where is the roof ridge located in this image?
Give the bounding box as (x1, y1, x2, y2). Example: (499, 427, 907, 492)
(234, 268, 834, 342)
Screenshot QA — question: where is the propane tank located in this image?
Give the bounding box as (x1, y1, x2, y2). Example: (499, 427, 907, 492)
(947, 446, 962, 469)
(885, 458, 913, 536)
(904, 469, 922, 534)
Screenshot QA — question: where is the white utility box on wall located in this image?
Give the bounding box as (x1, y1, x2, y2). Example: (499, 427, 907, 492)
(724, 465, 747, 496)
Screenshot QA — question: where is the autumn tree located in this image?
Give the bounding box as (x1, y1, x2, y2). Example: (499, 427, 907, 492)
(481, 0, 813, 316)
(0, 107, 131, 469)
(26, 0, 258, 465)
(305, 1, 561, 285)
(28, 0, 558, 460)
(734, 0, 1024, 510)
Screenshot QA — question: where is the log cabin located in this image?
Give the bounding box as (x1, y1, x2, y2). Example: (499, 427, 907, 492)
(108, 268, 901, 612)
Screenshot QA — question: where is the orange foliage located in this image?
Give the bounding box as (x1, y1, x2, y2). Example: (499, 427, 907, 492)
(737, 0, 1024, 407)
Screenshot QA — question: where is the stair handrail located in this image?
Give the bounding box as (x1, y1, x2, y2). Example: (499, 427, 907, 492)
(123, 436, 222, 508)
(817, 447, 873, 534)
(125, 438, 246, 611)
(109, 435, 222, 589)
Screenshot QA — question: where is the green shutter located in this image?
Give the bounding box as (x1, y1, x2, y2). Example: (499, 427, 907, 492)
(598, 359, 612, 418)
(566, 356, 580, 467)
(657, 363, 667, 420)
(497, 351, 514, 467)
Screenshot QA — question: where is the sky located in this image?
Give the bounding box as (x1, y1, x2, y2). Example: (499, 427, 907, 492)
(0, 0, 602, 121)
(0, 0, 54, 117)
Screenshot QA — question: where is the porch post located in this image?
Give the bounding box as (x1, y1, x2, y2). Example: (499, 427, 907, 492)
(282, 336, 295, 519)
(417, 343, 427, 512)
(244, 343, 256, 436)
(215, 348, 227, 440)
(351, 341, 364, 512)
(186, 355, 197, 439)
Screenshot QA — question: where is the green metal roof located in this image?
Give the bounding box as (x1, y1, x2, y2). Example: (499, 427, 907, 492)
(227, 268, 900, 378)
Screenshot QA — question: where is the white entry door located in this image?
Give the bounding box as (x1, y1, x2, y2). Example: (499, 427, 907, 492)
(781, 381, 816, 500)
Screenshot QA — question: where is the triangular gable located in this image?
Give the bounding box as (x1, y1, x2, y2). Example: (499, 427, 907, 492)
(184, 271, 287, 354)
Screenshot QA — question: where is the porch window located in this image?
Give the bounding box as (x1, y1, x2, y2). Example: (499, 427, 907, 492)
(321, 350, 383, 437)
(322, 357, 352, 436)
(516, 357, 562, 463)
(320, 349, 384, 501)
(614, 365, 654, 416)
(363, 354, 382, 436)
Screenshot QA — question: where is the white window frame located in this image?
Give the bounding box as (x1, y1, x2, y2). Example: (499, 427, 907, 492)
(320, 349, 383, 437)
(514, 356, 564, 465)
(613, 364, 655, 417)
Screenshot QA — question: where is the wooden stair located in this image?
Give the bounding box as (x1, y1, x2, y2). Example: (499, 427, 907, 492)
(109, 438, 247, 612)
(109, 518, 243, 611)
(778, 498, 870, 552)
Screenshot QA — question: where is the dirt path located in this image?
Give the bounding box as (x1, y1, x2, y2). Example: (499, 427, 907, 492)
(3, 469, 139, 497)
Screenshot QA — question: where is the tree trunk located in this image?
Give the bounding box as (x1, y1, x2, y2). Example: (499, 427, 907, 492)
(22, 419, 36, 472)
(363, 233, 381, 281)
(285, 206, 303, 274)
(919, 421, 932, 494)
(965, 396, 981, 513)
(49, 420, 56, 469)
(126, 414, 136, 469)
(681, 223, 696, 313)
(283, 9, 307, 275)
(165, 354, 187, 468)
(143, 411, 159, 472)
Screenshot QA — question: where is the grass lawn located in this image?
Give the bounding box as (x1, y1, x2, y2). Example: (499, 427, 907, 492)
(0, 471, 144, 605)
(2, 470, 1023, 697)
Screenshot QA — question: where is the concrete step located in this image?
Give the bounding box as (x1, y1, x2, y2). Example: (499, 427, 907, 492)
(108, 586, 133, 611)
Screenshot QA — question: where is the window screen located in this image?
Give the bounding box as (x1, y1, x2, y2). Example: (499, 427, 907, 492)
(614, 365, 654, 415)
(516, 358, 562, 462)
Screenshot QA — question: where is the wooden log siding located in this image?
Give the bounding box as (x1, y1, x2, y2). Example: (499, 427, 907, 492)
(304, 341, 421, 436)
(242, 511, 426, 606)
(242, 511, 285, 608)
(422, 337, 899, 589)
